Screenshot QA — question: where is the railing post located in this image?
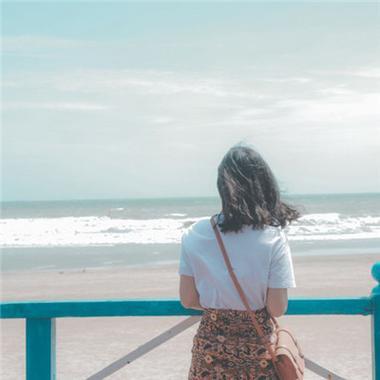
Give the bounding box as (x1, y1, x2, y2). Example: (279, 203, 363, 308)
(26, 318, 56, 380)
(371, 262, 380, 380)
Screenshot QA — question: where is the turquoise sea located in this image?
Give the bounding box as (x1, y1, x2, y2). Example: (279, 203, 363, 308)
(1, 193, 379, 272)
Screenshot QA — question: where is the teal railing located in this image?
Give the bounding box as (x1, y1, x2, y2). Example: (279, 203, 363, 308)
(1, 261, 379, 379)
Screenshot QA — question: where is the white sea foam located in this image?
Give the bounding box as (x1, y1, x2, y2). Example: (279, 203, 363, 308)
(0, 213, 379, 248)
(0, 216, 203, 247)
(287, 213, 380, 240)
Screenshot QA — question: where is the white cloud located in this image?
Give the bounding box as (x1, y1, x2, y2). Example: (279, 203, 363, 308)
(3, 67, 380, 134)
(150, 117, 174, 124)
(3, 101, 112, 111)
(2, 35, 98, 52)
(3, 69, 268, 100)
(309, 67, 380, 80)
(273, 92, 380, 124)
(317, 86, 357, 96)
(352, 67, 380, 79)
(258, 77, 313, 84)
(52, 69, 255, 98)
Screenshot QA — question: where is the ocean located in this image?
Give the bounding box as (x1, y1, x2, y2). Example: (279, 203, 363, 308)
(1, 193, 379, 272)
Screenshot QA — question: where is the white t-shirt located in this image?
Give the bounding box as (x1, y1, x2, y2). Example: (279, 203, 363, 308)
(178, 215, 296, 311)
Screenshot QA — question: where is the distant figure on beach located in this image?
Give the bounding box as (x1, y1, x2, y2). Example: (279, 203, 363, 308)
(178, 143, 301, 379)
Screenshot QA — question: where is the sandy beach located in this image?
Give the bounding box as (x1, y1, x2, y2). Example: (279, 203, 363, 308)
(1, 253, 379, 379)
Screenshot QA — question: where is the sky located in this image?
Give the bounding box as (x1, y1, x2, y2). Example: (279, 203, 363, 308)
(2, 1, 380, 202)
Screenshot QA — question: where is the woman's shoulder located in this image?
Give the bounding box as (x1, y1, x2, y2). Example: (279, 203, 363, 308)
(182, 216, 212, 241)
(180, 217, 212, 257)
(181, 215, 285, 241)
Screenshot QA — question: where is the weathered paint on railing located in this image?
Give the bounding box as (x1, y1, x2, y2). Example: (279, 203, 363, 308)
(1, 261, 379, 380)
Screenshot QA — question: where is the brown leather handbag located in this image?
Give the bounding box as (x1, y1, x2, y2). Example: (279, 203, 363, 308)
(210, 214, 305, 380)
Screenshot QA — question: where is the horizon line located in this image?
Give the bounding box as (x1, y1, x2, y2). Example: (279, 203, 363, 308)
(1, 191, 380, 204)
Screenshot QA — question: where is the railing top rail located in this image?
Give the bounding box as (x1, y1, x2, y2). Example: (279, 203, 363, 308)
(0, 297, 373, 319)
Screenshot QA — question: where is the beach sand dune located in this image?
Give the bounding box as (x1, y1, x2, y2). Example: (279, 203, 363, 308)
(1, 253, 378, 379)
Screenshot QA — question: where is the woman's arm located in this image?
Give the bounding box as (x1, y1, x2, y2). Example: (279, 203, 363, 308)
(266, 288, 288, 317)
(179, 275, 204, 310)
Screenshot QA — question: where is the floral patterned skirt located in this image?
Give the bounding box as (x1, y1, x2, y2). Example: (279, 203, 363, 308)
(188, 307, 279, 380)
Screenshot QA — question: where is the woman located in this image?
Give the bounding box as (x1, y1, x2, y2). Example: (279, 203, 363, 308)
(178, 143, 301, 380)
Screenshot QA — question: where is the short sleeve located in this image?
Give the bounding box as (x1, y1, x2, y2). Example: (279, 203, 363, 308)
(268, 229, 296, 288)
(178, 233, 194, 276)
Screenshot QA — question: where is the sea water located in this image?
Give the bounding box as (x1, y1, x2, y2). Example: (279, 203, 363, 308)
(1, 193, 379, 272)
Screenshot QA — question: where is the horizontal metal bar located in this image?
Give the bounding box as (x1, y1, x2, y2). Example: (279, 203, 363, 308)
(288, 297, 372, 316)
(0, 297, 372, 319)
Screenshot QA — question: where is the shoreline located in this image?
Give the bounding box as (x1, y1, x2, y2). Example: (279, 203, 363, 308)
(2, 248, 380, 272)
(1, 241, 380, 274)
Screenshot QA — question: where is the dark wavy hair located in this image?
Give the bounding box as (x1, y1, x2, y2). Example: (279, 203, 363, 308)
(216, 143, 301, 233)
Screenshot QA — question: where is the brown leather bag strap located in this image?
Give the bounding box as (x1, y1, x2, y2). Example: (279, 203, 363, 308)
(210, 214, 279, 364)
